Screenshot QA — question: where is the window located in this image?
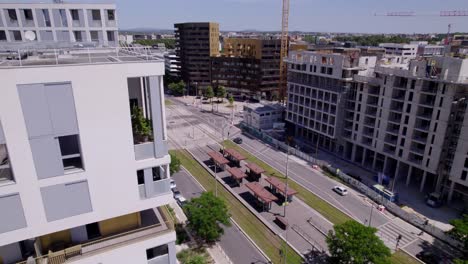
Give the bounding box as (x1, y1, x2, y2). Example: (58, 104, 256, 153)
(23, 9, 33, 20)
(0, 144, 14, 183)
(146, 244, 169, 260)
(137, 170, 144, 184)
(398, 149, 403, 157)
(0, 31, 6, 41)
(58, 135, 83, 172)
(106, 31, 115, 41)
(404, 115, 409, 124)
(91, 10, 101, 20)
(90, 31, 99, 41)
(7, 9, 17, 20)
(42, 9, 51, 27)
(107, 9, 115, 20)
(461, 171, 467, 181)
(464, 158, 468, 168)
(70, 9, 79, 21)
(12, 31, 22, 41)
(73, 31, 82, 41)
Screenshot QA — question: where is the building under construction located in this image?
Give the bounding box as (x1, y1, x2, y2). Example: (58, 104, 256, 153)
(211, 37, 283, 100)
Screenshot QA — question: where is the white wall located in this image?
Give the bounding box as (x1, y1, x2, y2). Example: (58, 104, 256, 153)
(0, 61, 173, 246)
(69, 232, 176, 264)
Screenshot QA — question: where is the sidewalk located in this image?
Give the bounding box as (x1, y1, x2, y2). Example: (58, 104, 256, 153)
(206, 243, 233, 264)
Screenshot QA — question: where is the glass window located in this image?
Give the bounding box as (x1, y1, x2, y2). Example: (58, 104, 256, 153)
(0, 144, 14, 183)
(146, 244, 168, 260)
(7, 9, 17, 20)
(107, 10, 115, 20)
(70, 9, 79, 21)
(91, 10, 101, 20)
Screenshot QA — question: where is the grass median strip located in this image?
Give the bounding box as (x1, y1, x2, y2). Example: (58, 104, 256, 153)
(223, 140, 351, 225)
(170, 149, 303, 264)
(390, 250, 421, 264)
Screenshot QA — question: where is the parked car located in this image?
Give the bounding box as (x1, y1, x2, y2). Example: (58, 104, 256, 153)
(333, 186, 348, 196)
(176, 196, 187, 206)
(170, 179, 176, 190)
(233, 137, 243, 144)
(426, 192, 443, 208)
(172, 188, 181, 199)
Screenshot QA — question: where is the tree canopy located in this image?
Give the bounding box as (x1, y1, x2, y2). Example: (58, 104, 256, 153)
(326, 220, 391, 264)
(205, 86, 214, 99)
(449, 214, 468, 259)
(170, 153, 181, 175)
(168, 81, 186, 96)
(228, 95, 234, 106)
(216, 86, 226, 100)
(334, 35, 411, 47)
(184, 192, 230, 242)
(134, 39, 176, 49)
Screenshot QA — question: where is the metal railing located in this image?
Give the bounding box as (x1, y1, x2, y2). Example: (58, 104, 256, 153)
(0, 46, 162, 68)
(239, 122, 465, 250)
(16, 209, 174, 264)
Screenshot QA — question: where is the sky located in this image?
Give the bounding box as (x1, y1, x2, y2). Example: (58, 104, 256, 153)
(5, 0, 468, 33)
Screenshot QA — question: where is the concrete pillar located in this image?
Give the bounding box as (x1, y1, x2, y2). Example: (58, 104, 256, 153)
(406, 166, 413, 186)
(447, 181, 456, 203)
(144, 168, 154, 197)
(383, 156, 388, 174)
(168, 241, 177, 264)
(149, 76, 168, 158)
(391, 161, 401, 192)
(351, 144, 357, 163)
(361, 148, 367, 167)
(420, 171, 428, 192)
(372, 152, 378, 171)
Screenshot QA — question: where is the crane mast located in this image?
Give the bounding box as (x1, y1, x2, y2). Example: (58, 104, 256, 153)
(278, 0, 290, 102)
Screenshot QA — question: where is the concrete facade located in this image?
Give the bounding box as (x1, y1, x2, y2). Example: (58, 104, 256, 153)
(0, 2, 118, 47)
(286, 49, 468, 204)
(243, 103, 284, 131)
(174, 22, 219, 90)
(0, 49, 176, 263)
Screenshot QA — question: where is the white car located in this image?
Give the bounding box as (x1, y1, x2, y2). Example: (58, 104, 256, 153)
(333, 186, 348, 196)
(176, 196, 187, 206)
(170, 179, 176, 190)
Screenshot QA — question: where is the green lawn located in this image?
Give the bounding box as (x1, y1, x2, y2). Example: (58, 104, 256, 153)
(222, 140, 351, 225)
(390, 250, 421, 264)
(170, 149, 303, 264)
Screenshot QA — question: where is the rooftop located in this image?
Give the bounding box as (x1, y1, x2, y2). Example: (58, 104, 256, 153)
(0, 47, 163, 69)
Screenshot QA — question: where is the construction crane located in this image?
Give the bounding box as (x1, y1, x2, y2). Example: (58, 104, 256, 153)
(278, 0, 290, 103)
(375, 10, 468, 45)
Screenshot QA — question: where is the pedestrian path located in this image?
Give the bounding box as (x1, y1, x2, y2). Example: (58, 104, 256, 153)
(377, 218, 419, 251)
(206, 243, 233, 264)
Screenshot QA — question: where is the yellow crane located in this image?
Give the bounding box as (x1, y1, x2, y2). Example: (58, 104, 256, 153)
(279, 0, 290, 102)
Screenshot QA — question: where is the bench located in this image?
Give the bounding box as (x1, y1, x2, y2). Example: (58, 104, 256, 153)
(275, 216, 288, 230)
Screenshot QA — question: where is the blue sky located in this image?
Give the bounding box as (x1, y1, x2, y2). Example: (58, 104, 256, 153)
(5, 0, 468, 33)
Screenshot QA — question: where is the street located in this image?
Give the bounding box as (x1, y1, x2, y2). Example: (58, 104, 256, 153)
(172, 169, 269, 264)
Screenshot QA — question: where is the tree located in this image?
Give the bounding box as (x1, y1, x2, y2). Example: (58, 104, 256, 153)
(216, 86, 226, 102)
(228, 95, 234, 106)
(184, 192, 230, 242)
(449, 214, 468, 259)
(205, 86, 214, 112)
(326, 220, 391, 264)
(170, 153, 181, 175)
(131, 106, 152, 143)
(168, 81, 186, 96)
(134, 39, 176, 49)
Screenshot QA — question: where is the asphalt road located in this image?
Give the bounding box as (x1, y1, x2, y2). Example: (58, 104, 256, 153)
(172, 169, 269, 264)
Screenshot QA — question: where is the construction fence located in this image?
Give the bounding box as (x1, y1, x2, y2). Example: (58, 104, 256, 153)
(239, 123, 464, 249)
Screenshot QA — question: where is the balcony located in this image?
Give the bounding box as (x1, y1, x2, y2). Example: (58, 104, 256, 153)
(410, 143, 426, 155)
(384, 135, 398, 145)
(366, 96, 379, 106)
(383, 144, 396, 154)
(0, 144, 14, 184)
(16, 207, 174, 264)
(365, 107, 377, 117)
(408, 153, 423, 165)
(139, 178, 172, 199)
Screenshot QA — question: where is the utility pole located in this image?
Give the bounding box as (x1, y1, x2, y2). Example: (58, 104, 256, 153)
(215, 162, 218, 197)
(284, 141, 290, 217)
(368, 204, 374, 227)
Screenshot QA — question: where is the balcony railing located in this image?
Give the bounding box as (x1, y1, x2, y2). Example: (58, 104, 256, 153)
(17, 207, 174, 264)
(139, 178, 172, 199)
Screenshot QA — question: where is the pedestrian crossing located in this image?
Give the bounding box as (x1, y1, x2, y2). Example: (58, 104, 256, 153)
(377, 219, 418, 251)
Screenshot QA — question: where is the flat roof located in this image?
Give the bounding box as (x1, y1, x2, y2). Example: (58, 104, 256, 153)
(224, 148, 246, 161)
(207, 151, 229, 165)
(0, 47, 163, 68)
(245, 182, 278, 203)
(226, 166, 247, 180)
(264, 177, 298, 196)
(246, 163, 265, 174)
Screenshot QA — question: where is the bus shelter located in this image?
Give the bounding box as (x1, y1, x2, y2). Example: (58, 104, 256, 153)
(207, 151, 229, 171)
(224, 148, 246, 167)
(226, 166, 247, 186)
(245, 163, 265, 182)
(265, 176, 298, 202)
(245, 182, 278, 212)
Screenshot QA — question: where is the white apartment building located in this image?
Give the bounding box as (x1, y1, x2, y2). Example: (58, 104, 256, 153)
(243, 103, 284, 131)
(379, 43, 418, 63)
(285, 49, 377, 151)
(0, 47, 176, 264)
(164, 51, 180, 78)
(0, 2, 118, 47)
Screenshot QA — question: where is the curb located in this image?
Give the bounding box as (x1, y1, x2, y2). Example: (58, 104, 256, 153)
(180, 165, 273, 263)
(185, 148, 305, 261)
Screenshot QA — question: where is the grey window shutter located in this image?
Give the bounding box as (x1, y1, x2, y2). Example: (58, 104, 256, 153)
(41, 180, 93, 221)
(18, 84, 54, 138)
(0, 193, 27, 234)
(45, 83, 79, 136)
(30, 137, 63, 179)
